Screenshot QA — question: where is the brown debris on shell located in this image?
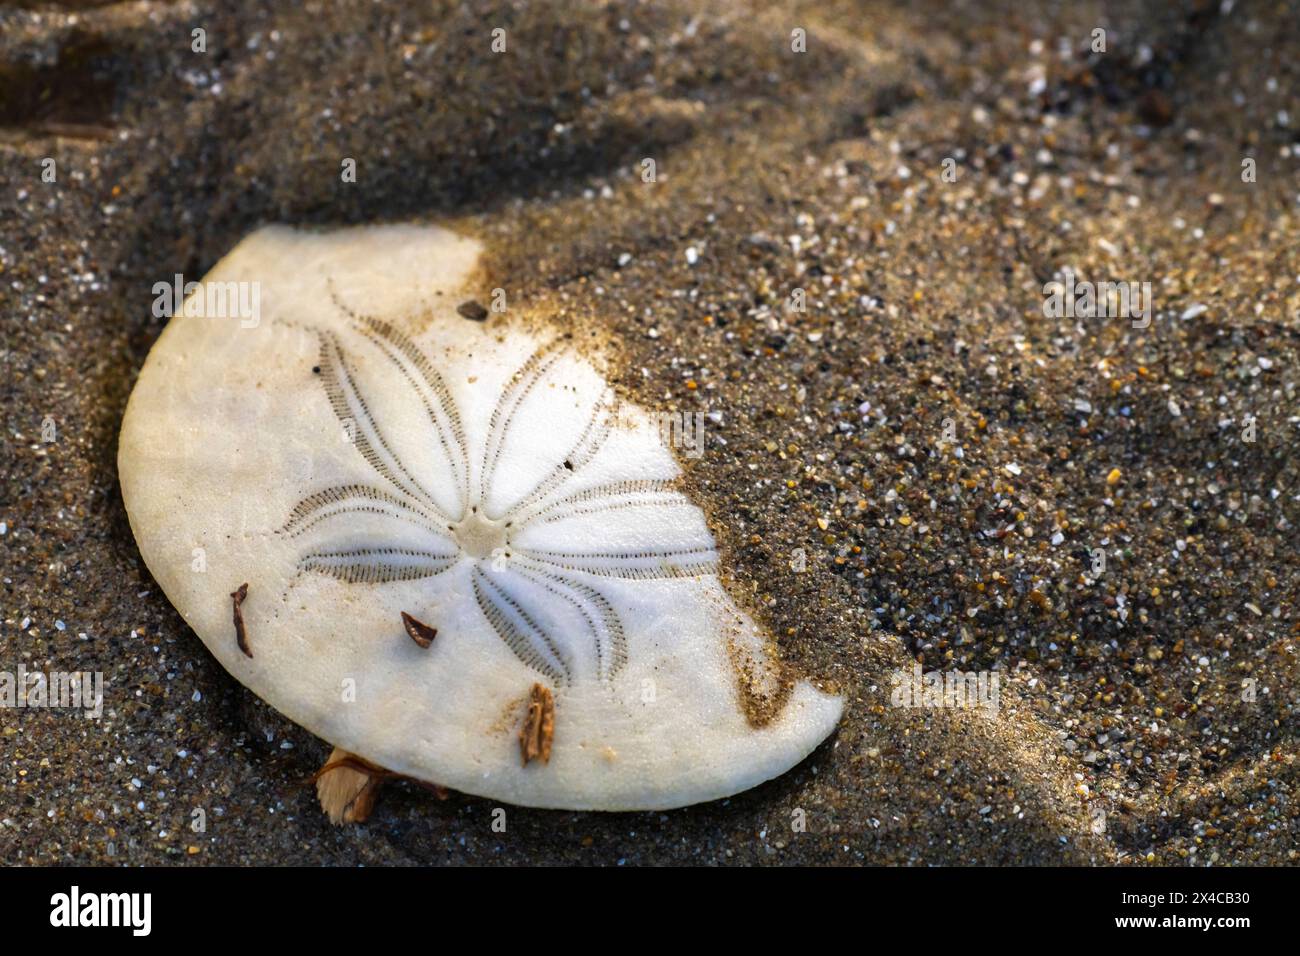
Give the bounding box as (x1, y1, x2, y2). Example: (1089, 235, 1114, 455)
(231, 582, 252, 658)
(400, 611, 437, 648)
(456, 300, 488, 321)
(519, 683, 555, 766)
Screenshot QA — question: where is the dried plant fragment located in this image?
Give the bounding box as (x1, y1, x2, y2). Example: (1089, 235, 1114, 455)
(313, 747, 389, 824)
(231, 582, 252, 658)
(519, 683, 555, 766)
(401, 611, 437, 648)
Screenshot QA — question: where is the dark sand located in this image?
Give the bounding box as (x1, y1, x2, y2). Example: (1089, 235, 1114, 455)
(2, 0, 1298, 864)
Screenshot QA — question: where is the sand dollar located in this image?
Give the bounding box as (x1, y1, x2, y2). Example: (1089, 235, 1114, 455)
(118, 223, 842, 812)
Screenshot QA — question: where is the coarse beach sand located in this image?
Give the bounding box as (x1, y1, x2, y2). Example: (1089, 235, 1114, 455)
(1, 0, 1297, 864)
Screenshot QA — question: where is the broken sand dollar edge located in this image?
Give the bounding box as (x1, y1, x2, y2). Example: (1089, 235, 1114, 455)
(117, 223, 843, 813)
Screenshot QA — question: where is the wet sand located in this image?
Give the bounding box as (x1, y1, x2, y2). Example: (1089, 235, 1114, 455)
(2, 0, 1297, 864)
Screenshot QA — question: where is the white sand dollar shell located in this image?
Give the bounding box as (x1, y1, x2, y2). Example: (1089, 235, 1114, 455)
(118, 224, 843, 811)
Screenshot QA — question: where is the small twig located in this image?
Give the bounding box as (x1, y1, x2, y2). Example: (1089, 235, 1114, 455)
(308, 753, 398, 784)
(31, 121, 117, 142)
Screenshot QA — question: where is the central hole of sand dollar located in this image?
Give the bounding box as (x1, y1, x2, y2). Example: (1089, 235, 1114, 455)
(453, 510, 508, 560)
